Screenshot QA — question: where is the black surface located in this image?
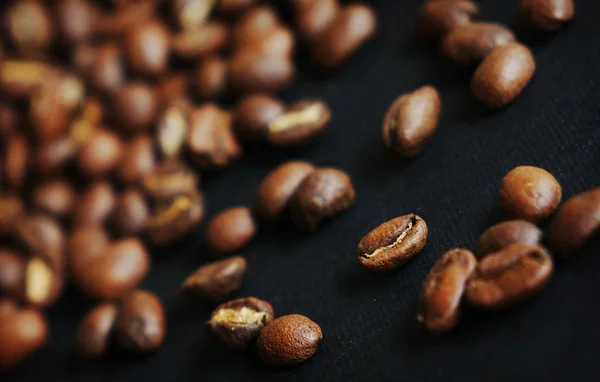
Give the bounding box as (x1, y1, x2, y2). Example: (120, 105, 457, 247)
(6, 1, 600, 381)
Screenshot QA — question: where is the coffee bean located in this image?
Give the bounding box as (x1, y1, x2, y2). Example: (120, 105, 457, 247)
(465, 243, 553, 309)
(266, 100, 330, 146)
(113, 189, 150, 236)
(520, 0, 575, 32)
(116, 290, 166, 352)
(207, 297, 274, 350)
(417, 248, 477, 333)
(0, 250, 26, 300)
(147, 190, 205, 246)
(181, 256, 247, 302)
(15, 215, 65, 267)
(187, 104, 242, 169)
(357, 214, 428, 272)
(217, 0, 254, 14)
(256, 314, 322, 366)
(238, 26, 295, 58)
(56, 0, 98, 44)
(471, 42, 536, 109)
(32, 137, 77, 175)
(205, 207, 257, 253)
(23, 256, 63, 309)
(419, 0, 478, 41)
(173, 0, 215, 30)
(31, 179, 75, 218)
(546, 187, 600, 258)
(141, 160, 198, 201)
(89, 43, 124, 94)
(5, 0, 54, 54)
(171, 22, 230, 59)
(289, 168, 355, 232)
(234, 93, 285, 141)
(229, 50, 295, 93)
(76, 303, 118, 359)
(96, 1, 157, 38)
(29, 77, 69, 141)
(194, 55, 228, 100)
(68, 225, 109, 275)
(77, 127, 123, 177)
(474, 220, 542, 258)
(382, 86, 441, 157)
(3, 134, 28, 190)
(74, 181, 116, 227)
(0, 193, 24, 237)
(0, 299, 48, 370)
(156, 74, 189, 107)
(440, 22, 516, 66)
(0, 60, 52, 99)
(293, 0, 339, 43)
(0, 104, 18, 139)
(118, 135, 156, 184)
(499, 166, 562, 223)
(125, 19, 171, 76)
(232, 5, 279, 48)
(156, 106, 188, 159)
(113, 82, 158, 132)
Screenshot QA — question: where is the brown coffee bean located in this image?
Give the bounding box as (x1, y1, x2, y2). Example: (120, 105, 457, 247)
(520, 0, 575, 32)
(382, 86, 441, 157)
(15, 215, 65, 267)
(141, 160, 198, 201)
(156, 74, 189, 107)
(0, 60, 52, 99)
(229, 51, 295, 93)
(238, 26, 295, 58)
(68, 225, 109, 273)
(440, 22, 516, 67)
(0, 104, 18, 139)
(96, 1, 157, 37)
(89, 43, 125, 94)
(234, 93, 285, 141)
(499, 166, 562, 223)
(56, 0, 98, 44)
(208, 297, 274, 350)
(31, 179, 75, 217)
(357, 214, 428, 272)
(116, 290, 166, 352)
(173, 0, 215, 30)
(0, 299, 48, 370)
(3, 134, 28, 190)
(114, 82, 158, 132)
(313, 4, 377, 68)
(0, 250, 26, 299)
(217, 0, 254, 14)
(266, 100, 330, 146)
(232, 6, 279, 48)
(293, 0, 339, 43)
(289, 168, 355, 232)
(0, 193, 23, 237)
(118, 135, 156, 184)
(31, 137, 77, 174)
(77, 127, 123, 177)
(76, 303, 118, 359)
(471, 42, 536, 109)
(417, 249, 477, 333)
(419, 0, 478, 41)
(74, 181, 116, 227)
(257, 314, 322, 366)
(255, 161, 316, 220)
(125, 19, 171, 76)
(194, 55, 228, 100)
(181, 256, 247, 302)
(113, 189, 150, 236)
(546, 187, 600, 258)
(205, 207, 257, 253)
(5, 0, 54, 53)
(147, 191, 205, 246)
(474, 220, 542, 258)
(171, 22, 230, 59)
(23, 256, 63, 309)
(187, 105, 242, 169)
(465, 243, 553, 309)
(29, 77, 69, 141)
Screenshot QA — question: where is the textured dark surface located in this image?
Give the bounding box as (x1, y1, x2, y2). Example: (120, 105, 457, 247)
(5, 0, 600, 381)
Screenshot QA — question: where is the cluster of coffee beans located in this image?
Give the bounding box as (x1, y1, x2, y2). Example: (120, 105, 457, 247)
(0, 0, 376, 371)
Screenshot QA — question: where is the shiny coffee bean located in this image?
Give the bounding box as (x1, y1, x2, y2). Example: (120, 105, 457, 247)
(74, 181, 116, 227)
(474, 220, 542, 258)
(32, 137, 77, 174)
(156, 73, 189, 107)
(465, 243, 553, 309)
(546, 187, 600, 258)
(31, 179, 75, 217)
(15, 215, 65, 267)
(293, 0, 339, 43)
(419, 0, 478, 41)
(229, 51, 295, 93)
(5, 0, 54, 53)
(289, 168, 355, 232)
(257, 314, 322, 367)
(89, 43, 124, 94)
(266, 100, 330, 146)
(3, 134, 28, 190)
(22, 256, 64, 309)
(56, 0, 98, 44)
(520, 0, 575, 32)
(141, 160, 198, 201)
(205, 207, 257, 254)
(232, 6, 279, 48)
(125, 19, 171, 76)
(171, 22, 230, 59)
(0, 193, 24, 237)
(208, 297, 274, 350)
(114, 82, 158, 132)
(113, 189, 150, 236)
(194, 55, 228, 100)
(115, 290, 166, 352)
(77, 128, 123, 177)
(0, 250, 26, 299)
(382, 86, 441, 157)
(357, 214, 428, 272)
(173, 0, 215, 30)
(29, 77, 69, 141)
(471, 43, 536, 109)
(499, 166, 562, 223)
(234, 93, 285, 141)
(417, 249, 477, 333)
(147, 191, 205, 246)
(68, 225, 109, 275)
(156, 105, 189, 159)
(0, 60, 52, 99)
(238, 26, 295, 57)
(181, 256, 247, 302)
(118, 135, 156, 184)
(76, 303, 118, 359)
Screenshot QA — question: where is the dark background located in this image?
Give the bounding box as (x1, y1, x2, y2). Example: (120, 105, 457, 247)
(6, 0, 600, 381)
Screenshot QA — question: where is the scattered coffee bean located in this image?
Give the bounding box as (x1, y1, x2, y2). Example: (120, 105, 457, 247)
(31, 179, 75, 218)
(116, 290, 166, 352)
(499, 166, 562, 223)
(194, 55, 228, 100)
(217, 0, 254, 14)
(546, 187, 600, 258)
(417, 248, 477, 333)
(88, 43, 124, 94)
(141, 160, 198, 201)
(74, 181, 116, 227)
(181, 256, 247, 302)
(56, 0, 98, 44)
(156, 105, 189, 159)
(173, 0, 215, 30)
(471, 42, 536, 109)
(520, 0, 575, 32)
(31, 137, 77, 174)
(239, 26, 295, 58)
(113, 82, 158, 132)
(171, 22, 230, 59)
(113, 189, 150, 236)
(3, 134, 28, 190)
(357, 214, 428, 272)
(293, 0, 339, 43)
(0, 193, 24, 237)
(0, 60, 52, 99)
(232, 5, 279, 48)
(207, 297, 274, 350)
(474, 220, 542, 258)
(77, 127, 123, 177)
(465, 243, 554, 309)
(229, 50, 295, 93)
(205, 207, 257, 254)
(147, 190, 205, 246)
(0, 249, 26, 300)
(256, 314, 322, 367)
(5, 0, 54, 53)
(76, 303, 118, 359)
(234, 93, 285, 141)
(125, 19, 171, 76)
(419, 0, 478, 41)
(15, 214, 65, 266)
(266, 100, 330, 146)
(118, 134, 156, 184)
(382, 86, 441, 157)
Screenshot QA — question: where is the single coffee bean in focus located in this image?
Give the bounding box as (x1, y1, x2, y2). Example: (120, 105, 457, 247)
(181, 256, 247, 302)
(205, 207, 257, 254)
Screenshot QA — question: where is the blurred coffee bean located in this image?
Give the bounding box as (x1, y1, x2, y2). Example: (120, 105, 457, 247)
(293, 0, 339, 43)
(5, 0, 54, 54)
(113, 82, 158, 132)
(76, 303, 118, 359)
(125, 19, 171, 76)
(95, 0, 157, 37)
(56, 0, 99, 44)
(156, 106, 188, 159)
(31, 179, 75, 218)
(171, 22, 230, 59)
(266, 100, 330, 146)
(419, 0, 478, 41)
(115, 290, 166, 352)
(173, 0, 215, 30)
(113, 189, 150, 236)
(0, 193, 24, 237)
(77, 127, 123, 177)
(194, 55, 228, 100)
(520, 0, 575, 32)
(474, 220, 543, 258)
(118, 135, 156, 185)
(29, 77, 70, 141)
(89, 43, 125, 94)
(147, 190, 205, 246)
(205, 207, 257, 254)
(0, 60, 52, 99)
(0, 104, 18, 139)
(234, 93, 285, 141)
(232, 5, 279, 48)
(156, 74, 190, 108)
(74, 181, 116, 227)
(2, 135, 28, 190)
(31, 137, 77, 174)
(68, 226, 109, 274)
(141, 160, 198, 201)
(239, 26, 295, 57)
(229, 51, 295, 93)
(181, 256, 247, 302)
(217, 0, 255, 14)
(23, 256, 64, 309)
(0, 250, 26, 300)
(15, 214, 65, 266)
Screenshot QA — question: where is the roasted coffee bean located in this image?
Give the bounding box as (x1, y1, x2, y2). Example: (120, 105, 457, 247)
(89, 43, 125, 94)
(0, 299, 48, 370)
(76, 303, 118, 359)
(56, 0, 99, 44)
(217, 0, 254, 14)
(187, 105, 242, 168)
(116, 290, 166, 352)
(289, 168, 355, 232)
(5, 0, 54, 53)
(0, 60, 52, 99)
(118, 135, 156, 184)
(181, 256, 247, 302)
(313, 4, 377, 68)
(77, 127, 123, 177)
(255, 161, 316, 220)
(31, 179, 75, 217)
(15, 215, 65, 266)
(171, 22, 230, 59)
(32, 137, 77, 174)
(23, 256, 63, 309)
(156, 74, 189, 107)
(419, 0, 478, 41)
(194, 55, 228, 100)
(382, 86, 441, 157)
(207, 297, 274, 350)
(141, 160, 198, 201)
(293, 0, 339, 43)
(74, 181, 116, 227)
(440, 22, 516, 66)
(68, 225, 109, 272)
(234, 93, 285, 140)
(465, 243, 553, 309)
(239, 26, 295, 58)
(205, 207, 257, 254)
(357, 214, 428, 272)
(257, 314, 322, 367)
(156, 105, 188, 159)
(232, 6, 279, 48)
(0, 104, 18, 139)
(520, 0, 575, 32)
(0, 193, 23, 237)
(114, 82, 158, 132)
(266, 100, 330, 146)
(96, 1, 157, 37)
(499, 166, 562, 223)
(173, 0, 215, 30)
(125, 19, 170, 76)
(546, 187, 600, 257)
(417, 249, 477, 333)
(474, 220, 542, 258)
(113, 189, 150, 236)
(29, 77, 69, 142)
(147, 191, 205, 246)
(0, 250, 26, 299)
(3, 134, 28, 190)
(471, 43, 536, 109)
(229, 50, 295, 93)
